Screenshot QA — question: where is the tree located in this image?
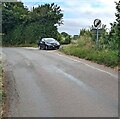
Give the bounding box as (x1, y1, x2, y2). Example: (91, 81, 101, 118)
(115, 0, 120, 44)
(2, 2, 63, 46)
(61, 32, 71, 44)
(108, 0, 120, 50)
(30, 3, 63, 39)
(2, 2, 28, 34)
(115, 0, 120, 63)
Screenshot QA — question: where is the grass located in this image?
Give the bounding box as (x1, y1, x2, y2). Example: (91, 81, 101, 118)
(18, 43, 38, 47)
(0, 63, 3, 117)
(0, 63, 2, 97)
(3, 43, 38, 48)
(59, 36, 119, 68)
(0, 52, 4, 118)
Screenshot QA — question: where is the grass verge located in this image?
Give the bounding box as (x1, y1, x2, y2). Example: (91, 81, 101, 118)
(59, 44, 119, 68)
(0, 62, 4, 118)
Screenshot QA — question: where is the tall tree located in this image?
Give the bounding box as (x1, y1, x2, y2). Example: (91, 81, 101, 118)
(32, 3, 63, 25)
(26, 3, 63, 39)
(115, 0, 120, 43)
(109, 0, 120, 50)
(2, 2, 63, 45)
(2, 2, 28, 34)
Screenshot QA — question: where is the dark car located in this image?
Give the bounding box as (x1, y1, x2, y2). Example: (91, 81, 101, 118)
(38, 38, 60, 50)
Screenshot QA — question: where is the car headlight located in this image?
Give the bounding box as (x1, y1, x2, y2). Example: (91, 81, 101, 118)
(56, 42, 60, 45)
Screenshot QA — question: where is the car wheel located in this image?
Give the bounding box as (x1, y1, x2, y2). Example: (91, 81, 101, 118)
(38, 45, 41, 50)
(39, 45, 42, 50)
(45, 45, 48, 50)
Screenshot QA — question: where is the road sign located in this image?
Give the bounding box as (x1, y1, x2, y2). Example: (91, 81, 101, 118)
(91, 28, 103, 34)
(94, 19, 101, 28)
(92, 19, 102, 47)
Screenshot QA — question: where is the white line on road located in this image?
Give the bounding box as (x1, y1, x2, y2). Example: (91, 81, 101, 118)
(23, 47, 118, 79)
(56, 53, 118, 79)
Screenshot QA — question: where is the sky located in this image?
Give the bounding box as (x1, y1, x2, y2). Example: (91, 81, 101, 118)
(20, 0, 119, 36)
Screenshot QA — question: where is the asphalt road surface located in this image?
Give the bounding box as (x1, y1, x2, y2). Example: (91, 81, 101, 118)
(2, 47, 118, 117)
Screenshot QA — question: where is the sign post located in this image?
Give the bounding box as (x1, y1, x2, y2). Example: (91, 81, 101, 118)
(96, 28, 98, 46)
(93, 19, 101, 46)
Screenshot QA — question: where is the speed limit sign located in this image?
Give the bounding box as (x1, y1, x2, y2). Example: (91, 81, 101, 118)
(94, 19, 101, 28)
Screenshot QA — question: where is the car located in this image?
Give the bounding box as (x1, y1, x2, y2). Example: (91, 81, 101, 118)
(38, 38, 60, 50)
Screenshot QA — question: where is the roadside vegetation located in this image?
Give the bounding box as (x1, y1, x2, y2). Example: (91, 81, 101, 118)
(60, 31, 118, 67)
(60, 1, 120, 68)
(2, 2, 71, 46)
(0, 63, 2, 117)
(2, 1, 120, 68)
(0, 59, 4, 117)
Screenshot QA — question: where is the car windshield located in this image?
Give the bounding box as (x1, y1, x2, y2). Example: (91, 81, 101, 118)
(44, 38, 56, 42)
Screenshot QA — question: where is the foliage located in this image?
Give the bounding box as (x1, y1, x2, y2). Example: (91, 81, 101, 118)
(0, 62, 4, 117)
(60, 35, 118, 67)
(60, 0, 120, 68)
(80, 29, 92, 37)
(2, 1, 119, 68)
(60, 32, 72, 44)
(2, 2, 28, 34)
(108, 1, 120, 50)
(2, 2, 63, 46)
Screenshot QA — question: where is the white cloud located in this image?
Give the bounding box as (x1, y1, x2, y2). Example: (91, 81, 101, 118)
(22, 0, 119, 35)
(59, 0, 118, 35)
(58, 18, 91, 35)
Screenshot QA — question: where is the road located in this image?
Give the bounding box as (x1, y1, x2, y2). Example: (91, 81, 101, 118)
(2, 47, 118, 117)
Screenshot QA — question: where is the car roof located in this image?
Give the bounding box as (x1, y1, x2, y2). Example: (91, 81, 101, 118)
(42, 38, 55, 41)
(42, 38, 55, 40)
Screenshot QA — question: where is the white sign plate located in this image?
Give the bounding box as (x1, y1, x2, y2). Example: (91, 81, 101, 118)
(94, 19, 101, 28)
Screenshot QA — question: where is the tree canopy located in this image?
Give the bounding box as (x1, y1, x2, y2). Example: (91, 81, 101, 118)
(108, 0, 120, 50)
(2, 2, 63, 45)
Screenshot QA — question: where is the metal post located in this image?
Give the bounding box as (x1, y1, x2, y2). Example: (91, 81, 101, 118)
(96, 28, 98, 46)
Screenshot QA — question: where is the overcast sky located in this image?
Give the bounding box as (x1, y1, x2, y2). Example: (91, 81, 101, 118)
(21, 0, 118, 36)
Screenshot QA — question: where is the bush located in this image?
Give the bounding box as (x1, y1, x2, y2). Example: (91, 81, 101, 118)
(60, 35, 118, 68)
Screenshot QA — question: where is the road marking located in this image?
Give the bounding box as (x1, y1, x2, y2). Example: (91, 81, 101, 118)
(51, 66, 118, 109)
(23, 47, 118, 79)
(56, 53, 118, 79)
